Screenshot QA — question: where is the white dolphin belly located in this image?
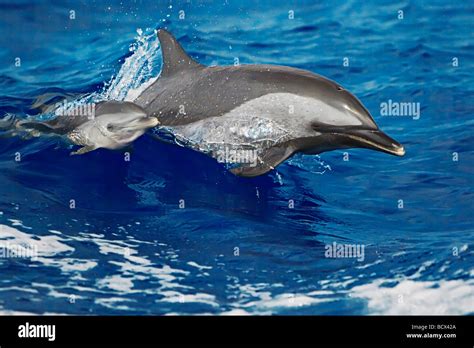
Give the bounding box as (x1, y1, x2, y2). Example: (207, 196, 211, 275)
(165, 92, 361, 154)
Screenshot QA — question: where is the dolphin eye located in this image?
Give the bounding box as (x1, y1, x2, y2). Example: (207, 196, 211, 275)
(107, 124, 114, 131)
(337, 86, 344, 91)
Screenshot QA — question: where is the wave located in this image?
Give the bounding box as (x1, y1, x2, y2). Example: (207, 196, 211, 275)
(351, 278, 474, 315)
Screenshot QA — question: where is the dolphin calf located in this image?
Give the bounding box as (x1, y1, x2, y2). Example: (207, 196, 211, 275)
(134, 29, 405, 177)
(18, 101, 159, 155)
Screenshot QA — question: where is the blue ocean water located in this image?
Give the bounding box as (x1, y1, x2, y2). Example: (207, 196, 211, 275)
(0, 0, 472, 315)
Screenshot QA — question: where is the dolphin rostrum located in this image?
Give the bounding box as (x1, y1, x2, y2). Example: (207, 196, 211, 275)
(134, 29, 405, 177)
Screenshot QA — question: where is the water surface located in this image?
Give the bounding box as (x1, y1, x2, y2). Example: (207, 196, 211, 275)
(0, 0, 472, 314)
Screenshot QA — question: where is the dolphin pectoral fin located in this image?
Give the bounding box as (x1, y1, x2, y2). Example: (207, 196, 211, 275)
(70, 146, 97, 156)
(156, 29, 203, 77)
(230, 163, 273, 177)
(230, 145, 295, 178)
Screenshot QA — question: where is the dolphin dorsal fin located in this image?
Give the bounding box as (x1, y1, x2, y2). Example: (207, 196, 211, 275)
(157, 29, 202, 77)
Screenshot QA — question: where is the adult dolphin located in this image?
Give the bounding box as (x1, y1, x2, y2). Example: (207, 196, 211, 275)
(135, 29, 405, 177)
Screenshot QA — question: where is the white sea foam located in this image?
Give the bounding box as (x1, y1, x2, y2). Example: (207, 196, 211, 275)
(224, 282, 330, 314)
(187, 261, 212, 270)
(0, 224, 73, 257)
(157, 291, 218, 307)
(351, 278, 474, 315)
(242, 293, 330, 310)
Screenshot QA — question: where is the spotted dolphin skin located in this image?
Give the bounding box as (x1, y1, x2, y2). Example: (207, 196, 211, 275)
(134, 29, 405, 177)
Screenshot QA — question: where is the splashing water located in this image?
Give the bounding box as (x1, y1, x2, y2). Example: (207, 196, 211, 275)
(51, 28, 162, 115)
(1, 28, 163, 127)
(100, 28, 162, 102)
(287, 154, 332, 175)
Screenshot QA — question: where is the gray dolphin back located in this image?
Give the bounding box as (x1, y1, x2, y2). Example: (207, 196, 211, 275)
(133, 30, 343, 127)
